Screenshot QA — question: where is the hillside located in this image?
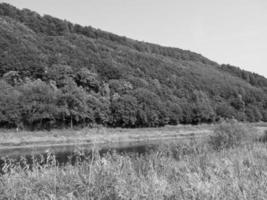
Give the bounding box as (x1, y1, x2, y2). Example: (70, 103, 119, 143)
(0, 3, 266, 130)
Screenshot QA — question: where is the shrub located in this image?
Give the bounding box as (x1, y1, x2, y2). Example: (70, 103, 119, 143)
(259, 130, 267, 143)
(209, 120, 249, 151)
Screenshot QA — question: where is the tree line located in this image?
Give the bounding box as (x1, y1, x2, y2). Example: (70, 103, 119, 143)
(0, 3, 266, 130)
(1, 65, 266, 130)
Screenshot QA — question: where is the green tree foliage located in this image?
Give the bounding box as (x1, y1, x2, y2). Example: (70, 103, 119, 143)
(230, 95, 245, 111)
(18, 79, 59, 130)
(132, 88, 169, 127)
(110, 95, 138, 127)
(0, 3, 266, 130)
(97, 60, 122, 80)
(87, 95, 110, 125)
(221, 64, 267, 90)
(215, 103, 235, 120)
(165, 101, 182, 125)
(2, 71, 21, 86)
(108, 79, 133, 96)
(47, 64, 74, 88)
(262, 110, 267, 122)
(245, 105, 263, 122)
(0, 80, 22, 127)
(192, 90, 215, 124)
(75, 68, 100, 93)
(57, 79, 89, 128)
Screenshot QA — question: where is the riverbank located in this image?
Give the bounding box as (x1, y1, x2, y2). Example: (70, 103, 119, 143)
(0, 123, 265, 157)
(0, 125, 213, 157)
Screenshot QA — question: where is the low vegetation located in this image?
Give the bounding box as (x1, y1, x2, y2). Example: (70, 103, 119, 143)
(208, 120, 251, 150)
(0, 122, 266, 200)
(259, 130, 267, 143)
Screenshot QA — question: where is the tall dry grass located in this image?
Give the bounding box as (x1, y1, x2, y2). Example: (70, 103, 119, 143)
(0, 123, 266, 200)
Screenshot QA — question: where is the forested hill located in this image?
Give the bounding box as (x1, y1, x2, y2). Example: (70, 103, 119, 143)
(0, 3, 266, 130)
(220, 64, 267, 92)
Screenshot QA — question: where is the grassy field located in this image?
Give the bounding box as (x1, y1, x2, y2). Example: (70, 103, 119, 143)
(0, 122, 267, 199)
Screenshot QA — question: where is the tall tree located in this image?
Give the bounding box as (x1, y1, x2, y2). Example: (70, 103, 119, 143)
(57, 79, 89, 128)
(0, 80, 22, 128)
(110, 95, 138, 127)
(18, 79, 59, 130)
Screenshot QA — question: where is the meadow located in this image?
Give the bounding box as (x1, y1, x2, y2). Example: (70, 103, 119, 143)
(0, 122, 267, 200)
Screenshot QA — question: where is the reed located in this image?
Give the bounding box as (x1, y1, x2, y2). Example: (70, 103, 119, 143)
(0, 138, 266, 199)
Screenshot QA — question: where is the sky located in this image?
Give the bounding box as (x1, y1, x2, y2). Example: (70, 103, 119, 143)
(3, 0, 267, 77)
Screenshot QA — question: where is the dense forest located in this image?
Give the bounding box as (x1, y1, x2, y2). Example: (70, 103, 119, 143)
(0, 3, 266, 130)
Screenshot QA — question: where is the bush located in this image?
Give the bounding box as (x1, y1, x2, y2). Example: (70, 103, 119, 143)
(259, 130, 267, 143)
(209, 120, 249, 151)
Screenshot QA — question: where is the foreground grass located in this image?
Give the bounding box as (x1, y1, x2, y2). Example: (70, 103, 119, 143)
(0, 140, 267, 200)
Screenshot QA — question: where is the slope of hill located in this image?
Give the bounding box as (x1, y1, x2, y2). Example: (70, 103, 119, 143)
(220, 64, 267, 91)
(0, 3, 266, 130)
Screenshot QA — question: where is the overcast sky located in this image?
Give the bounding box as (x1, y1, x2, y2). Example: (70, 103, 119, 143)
(4, 0, 267, 77)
